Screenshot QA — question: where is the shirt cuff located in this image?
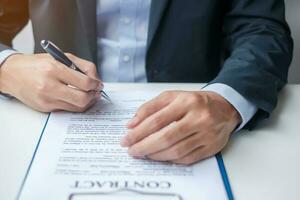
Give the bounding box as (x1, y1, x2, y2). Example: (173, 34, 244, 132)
(0, 50, 18, 99)
(202, 83, 257, 131)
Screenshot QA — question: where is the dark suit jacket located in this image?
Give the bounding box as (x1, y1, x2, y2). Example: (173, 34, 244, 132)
(0, 0, 293, 129)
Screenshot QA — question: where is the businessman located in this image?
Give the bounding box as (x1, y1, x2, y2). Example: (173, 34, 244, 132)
(0, 1, 293, 164)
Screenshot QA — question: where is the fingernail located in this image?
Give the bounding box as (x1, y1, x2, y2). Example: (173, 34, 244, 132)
(127, 117, 138, 128)
(120, 137, 130, 147)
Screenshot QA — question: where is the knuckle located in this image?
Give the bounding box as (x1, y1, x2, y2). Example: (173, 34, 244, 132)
(136, 105, 145, 114)
(198, 107, 212, 121)
(42, 62, 56, 76)
(171, 147, 183, 158)
(36, 81, 57, 97)
(35, 80, 48, 95)
(136, 105, 148, 117)
(160, 132, 172, 147)
(161, 91, 174, 100)
(87, 62, 97, 71)
(202, 110, 215, 127)
(78, 93, 90, 107)
(161, 91, 170, 97)
(35, 83, 45, 94)
(185, 93, 199, 105)
(82, 77, 94, 91)
(182, 139, 195, 151)
(151, 117, 163, 129)
(177, 122, 188, 134)
(204, 108, 214, 119)
(160, 90, 168, 95)
(89, 66, 97, 76)
(192, 116, 204, 127)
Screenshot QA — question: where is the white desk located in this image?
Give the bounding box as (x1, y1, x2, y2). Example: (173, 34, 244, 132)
(0, 83, 299, 200)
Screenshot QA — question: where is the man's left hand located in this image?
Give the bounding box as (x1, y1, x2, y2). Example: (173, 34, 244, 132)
(121, 91, 241, 165)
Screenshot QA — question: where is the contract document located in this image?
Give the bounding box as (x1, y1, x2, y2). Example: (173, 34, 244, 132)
(18, 91, 231, 200)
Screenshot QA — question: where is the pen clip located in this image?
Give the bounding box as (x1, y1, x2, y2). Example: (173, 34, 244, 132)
(41, 40, 62, 51)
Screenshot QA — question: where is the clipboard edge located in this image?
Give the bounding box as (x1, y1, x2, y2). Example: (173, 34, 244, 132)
(216, 153, 234, 200)
(16, 113, 52, 200)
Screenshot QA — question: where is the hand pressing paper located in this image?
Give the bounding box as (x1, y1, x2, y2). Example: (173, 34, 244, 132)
(18, 91, 231, 200)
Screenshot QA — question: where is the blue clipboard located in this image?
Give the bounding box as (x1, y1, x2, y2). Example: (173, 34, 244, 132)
(216, 153, 234, 200)
(17, 113, 234, 200)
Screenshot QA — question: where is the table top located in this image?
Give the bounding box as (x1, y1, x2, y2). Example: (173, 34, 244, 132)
(0, 83, 299, 200)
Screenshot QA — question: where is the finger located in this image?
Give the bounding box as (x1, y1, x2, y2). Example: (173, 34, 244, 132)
(55, 61, 102, 92)
(126, 91, 177, 128)
(122, 100, 185, 147)
(171, 146, 213, 165)
(126, 114, 199, 157)
(65, 53, 100, 80)
(57, 85, 100, 108)
(147, 132, 205, 161)
(52, 98, 98, 112)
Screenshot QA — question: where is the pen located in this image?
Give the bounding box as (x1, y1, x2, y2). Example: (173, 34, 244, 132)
(40, 40, 111, 102)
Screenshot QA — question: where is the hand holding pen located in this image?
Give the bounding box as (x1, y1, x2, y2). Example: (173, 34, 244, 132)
(0, 41, 105, 113)
(40, 40, 111, 102)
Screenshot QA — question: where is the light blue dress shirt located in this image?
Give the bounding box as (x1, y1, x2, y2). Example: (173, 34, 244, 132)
(0, 0, 257, 130)
(97, 0, 150, 82)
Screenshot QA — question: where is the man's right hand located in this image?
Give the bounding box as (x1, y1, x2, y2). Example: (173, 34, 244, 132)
(0, 53, 103, 112)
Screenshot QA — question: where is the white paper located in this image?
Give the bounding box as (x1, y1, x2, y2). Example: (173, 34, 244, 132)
(18, 91, 228, 200)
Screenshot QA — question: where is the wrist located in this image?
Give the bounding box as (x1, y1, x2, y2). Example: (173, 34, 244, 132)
(204, 91, 242, 128)
(0, 54, 23, 95)
(201, 83, 258, 131)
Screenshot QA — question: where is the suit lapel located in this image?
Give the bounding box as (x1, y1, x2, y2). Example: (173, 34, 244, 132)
(147, 0, 169, 49)
(75, 0, 97, 63)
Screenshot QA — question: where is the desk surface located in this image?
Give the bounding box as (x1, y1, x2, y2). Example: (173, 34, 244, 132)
(0, 83, 299, 200)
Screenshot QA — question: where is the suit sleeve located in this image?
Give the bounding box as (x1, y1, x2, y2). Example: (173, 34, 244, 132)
(209, 0, 293, 129)
(0, 0, 29, 51)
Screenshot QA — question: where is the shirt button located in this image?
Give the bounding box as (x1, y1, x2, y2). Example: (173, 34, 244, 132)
(123, 17, 132, 25)
(122, 55, 130, 62)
